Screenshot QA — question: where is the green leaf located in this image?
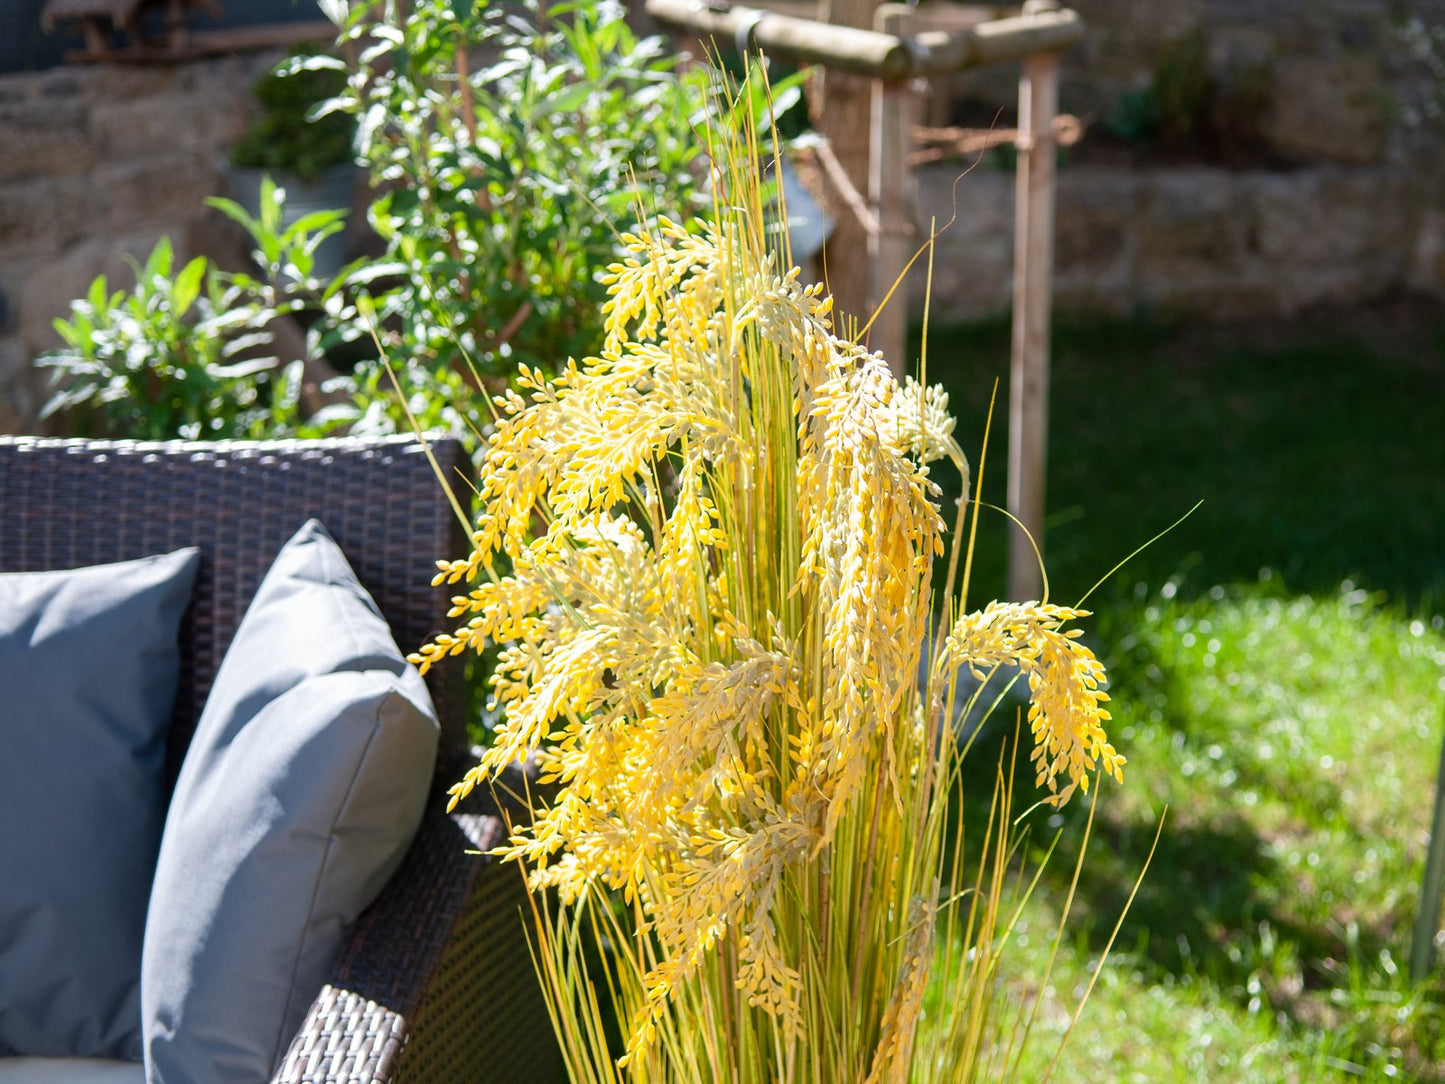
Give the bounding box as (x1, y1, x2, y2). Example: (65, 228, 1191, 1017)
(206, 196, 263, 239)
(478, 56, 529, 83)
(530, 81, 593, 121)
(210, 356, 279, 379)
(281, 208, 348, 247)
(198, 306, 271, 334)
(258, 175, 285, 239)
(316, 0, 349, 28)
(172, 256, 208, 317)
(764, 83, 805, 131)
(39, 383, 98, 418)
(219, 332, 275, 359)
(87, 274, 110, 311)
(142, 236, 174, 280)
(359, 38, 398, 65)
(286, 248, 315, 281)
(335, 259, 409, 292)
(309, 95, 354, 123)
(51, 317, 81, 348)
(276, 53, 347, 75)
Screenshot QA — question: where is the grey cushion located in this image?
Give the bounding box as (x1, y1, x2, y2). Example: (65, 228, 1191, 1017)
(141, 520, 438, 1084)
(0, 549, 200, 1060)
(0, 1059, 146, 1083)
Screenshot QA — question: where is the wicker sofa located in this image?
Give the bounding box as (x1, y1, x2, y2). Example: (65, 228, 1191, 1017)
(0, 435, 559, 1084)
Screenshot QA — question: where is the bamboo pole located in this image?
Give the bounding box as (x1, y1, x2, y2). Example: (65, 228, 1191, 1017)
(1006, 8, 1059, 603)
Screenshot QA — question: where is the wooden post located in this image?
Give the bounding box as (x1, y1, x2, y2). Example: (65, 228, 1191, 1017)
(813, 0, 877, 339)
(870, 4, 916, 379)
(1006, 4, 1060, 602)
(640, 0, 1084, 545)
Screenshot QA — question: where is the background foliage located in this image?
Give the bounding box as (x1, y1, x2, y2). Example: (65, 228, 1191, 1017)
(40, 0, 712, 442)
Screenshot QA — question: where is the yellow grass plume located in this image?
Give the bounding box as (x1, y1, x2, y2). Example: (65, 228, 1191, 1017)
(411, 73, 1124, 1082)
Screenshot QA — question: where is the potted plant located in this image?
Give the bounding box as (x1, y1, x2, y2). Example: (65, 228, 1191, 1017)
(228, 46, 356, 278)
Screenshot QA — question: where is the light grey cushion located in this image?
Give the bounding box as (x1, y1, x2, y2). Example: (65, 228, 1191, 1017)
(0, 1058, 145, 1083)
(0, 549, 200, 1060)
(141, 520, 438, 1084)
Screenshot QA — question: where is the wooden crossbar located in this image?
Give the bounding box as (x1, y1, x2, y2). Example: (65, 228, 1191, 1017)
(645, 0, 1082, 80)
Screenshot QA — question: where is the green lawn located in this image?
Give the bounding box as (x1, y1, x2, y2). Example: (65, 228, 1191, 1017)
(919, 300, 1445, 1080)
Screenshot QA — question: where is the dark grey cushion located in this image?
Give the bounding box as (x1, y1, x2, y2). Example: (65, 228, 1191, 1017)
(141, 520, 438, 1084)
(0, 548, 200, 1060)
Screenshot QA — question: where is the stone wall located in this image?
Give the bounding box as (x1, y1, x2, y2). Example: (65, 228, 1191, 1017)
(936, 0, 1445, 170)
(916, 161, 1436, 321)
(0, 54, 275, 434)
(909, 0, 1445, 319)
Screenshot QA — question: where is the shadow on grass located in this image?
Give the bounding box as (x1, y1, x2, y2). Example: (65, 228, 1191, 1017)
(953, 720, 1376, 999)
(918, 300, 1445, 612)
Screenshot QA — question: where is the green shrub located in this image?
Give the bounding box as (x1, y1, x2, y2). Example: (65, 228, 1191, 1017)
(315, 0, 711, 432)
(39, 0, 713, 442)
(39, 182, 348, 440)
(231, 45, 355, 183)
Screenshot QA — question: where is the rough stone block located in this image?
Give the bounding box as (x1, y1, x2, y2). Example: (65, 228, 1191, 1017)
(0, 337, 38, 436)
(1251, 169, 1408, 266)
(1409, 209, 1445, 294)
(1261, 54, 1388, 164)
(0, 334, 23, 382)
(79, 64, 182, 103)
(1054, 207, 1129, 275)
(182, 52, 279, 100)
(0, 68, 83, 106)
(1138, 170, 1247, 263)
(94, 156, 221, 234)
(0, 174, 89, 249)
(1248, 172, 1329, 261)
(1145, 166, 1242, 219)
(91, 98, 190, 159)
(19, 232, 166, 354)
(1052, 167, 1142, 278)
(1139, 269, 1290, 320)
(1208, 25, 1277, 71)
(0, 99, 94, 180)
(1278, 256, 1401, 312)
(92, 88, 249, 161)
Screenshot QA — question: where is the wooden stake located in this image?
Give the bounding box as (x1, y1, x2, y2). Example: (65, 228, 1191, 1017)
(813, 0, 877, 338)
(1007, 25, 1059, 602)
(870, 4, 916, 378)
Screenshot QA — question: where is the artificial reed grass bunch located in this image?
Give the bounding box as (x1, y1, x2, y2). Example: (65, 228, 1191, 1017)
(411, 94, 1124, 1082)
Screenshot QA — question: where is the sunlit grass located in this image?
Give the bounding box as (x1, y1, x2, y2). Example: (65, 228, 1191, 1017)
(920, 304, 1445, 1080)
(921, 308, 1445, 610)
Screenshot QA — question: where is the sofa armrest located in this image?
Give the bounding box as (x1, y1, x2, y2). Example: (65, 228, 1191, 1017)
(273, 786, 560, 1084)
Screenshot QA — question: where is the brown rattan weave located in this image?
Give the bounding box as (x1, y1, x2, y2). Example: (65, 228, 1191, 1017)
(0, 435, 560, 1084)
